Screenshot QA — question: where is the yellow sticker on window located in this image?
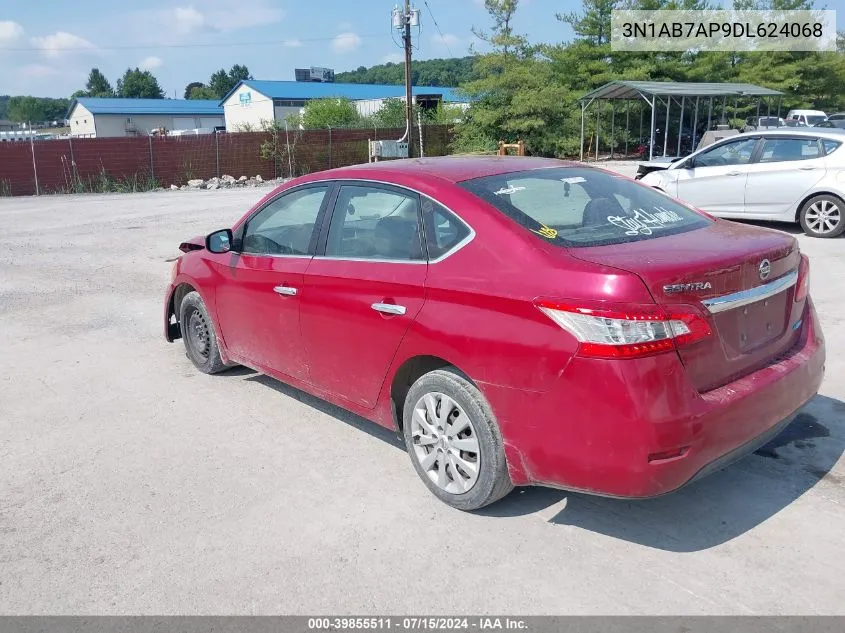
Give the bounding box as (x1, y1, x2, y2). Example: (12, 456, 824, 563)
(531, 224, 558, 239)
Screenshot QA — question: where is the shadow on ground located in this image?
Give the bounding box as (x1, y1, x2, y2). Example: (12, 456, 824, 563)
(223, 367, 844, 553)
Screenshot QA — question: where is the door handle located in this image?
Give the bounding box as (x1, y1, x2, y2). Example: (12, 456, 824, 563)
(799, 165, 817, 171)
(371, 303, 406, 316)
(726, 171, 742, 176)
(273, 285, 298, 296)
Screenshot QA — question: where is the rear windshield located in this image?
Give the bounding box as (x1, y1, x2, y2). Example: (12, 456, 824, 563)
(459, 167, 711, 248)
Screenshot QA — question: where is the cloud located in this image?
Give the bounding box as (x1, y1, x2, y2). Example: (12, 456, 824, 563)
(139, 55, 163, 70)
(150, 1, 285, 36)
(381, 52, 405, 64)
(30, 32, 98, 57)
(332, 32, 361, 53)
(0, 21, 24, 42)
(171, 6, 206, 34)
(283, 39, 302, 48)
(431, 33, 460, 48)
(19, 64, 59, 78)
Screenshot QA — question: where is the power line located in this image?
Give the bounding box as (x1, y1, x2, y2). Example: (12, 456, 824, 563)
(0, 33, 384, 53)
(423, 0, 452, 57)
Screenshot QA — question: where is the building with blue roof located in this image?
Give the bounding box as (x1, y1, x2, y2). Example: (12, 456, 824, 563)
(67, 98, 224, 138)
(220, 80, 466, 132)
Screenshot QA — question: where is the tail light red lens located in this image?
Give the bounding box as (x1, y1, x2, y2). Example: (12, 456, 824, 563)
(795, 254, 810, 303)
(536, 300, 711, 359)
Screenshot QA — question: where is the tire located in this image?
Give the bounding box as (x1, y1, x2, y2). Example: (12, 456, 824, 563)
(179, 291, 228, 374)
(799, 194, 845, 238)
(402, 368, 514, 511)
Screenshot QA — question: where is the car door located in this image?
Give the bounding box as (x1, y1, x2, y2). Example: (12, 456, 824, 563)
(672, 136, 759, 215)
(744, 136, 826, 218)
(299, 182, 428, 408)
(211, 184, 331, 380)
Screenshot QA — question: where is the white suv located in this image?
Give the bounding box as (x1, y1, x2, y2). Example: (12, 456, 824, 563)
(786, 109, 827, 127)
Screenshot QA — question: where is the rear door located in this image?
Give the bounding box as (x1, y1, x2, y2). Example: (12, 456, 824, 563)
(212, 184, 331, 380)
(299, 182, 428, 408)
(743, 136, 826, 218)
(674, 136, 759, 214)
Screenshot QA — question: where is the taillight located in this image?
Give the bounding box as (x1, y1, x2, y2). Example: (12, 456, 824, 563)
(795, 254, 810, 303)
(536, 300, 711, 359)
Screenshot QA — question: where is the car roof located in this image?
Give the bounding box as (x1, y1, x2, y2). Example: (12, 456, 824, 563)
(727, 128, 845, 140)
(315, 156, 575, 184)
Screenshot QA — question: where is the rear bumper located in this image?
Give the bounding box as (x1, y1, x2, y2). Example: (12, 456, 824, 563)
(481, 299, 825, 497)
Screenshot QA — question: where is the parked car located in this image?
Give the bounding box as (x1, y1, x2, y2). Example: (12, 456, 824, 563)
(786, 109, 827, 127)
(742, 116, 786, 132)
(825, 113, 845, 122)
(165, 157, 824, 510)
(814, 120, 845, 129)
(640, 129, 845, 238)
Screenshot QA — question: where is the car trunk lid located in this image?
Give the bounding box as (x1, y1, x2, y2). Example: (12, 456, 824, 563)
(568, 220, 804, 392)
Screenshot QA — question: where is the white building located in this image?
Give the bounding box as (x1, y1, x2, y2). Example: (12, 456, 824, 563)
(67, 98, 224, 138)
(220, 80, 467, 132)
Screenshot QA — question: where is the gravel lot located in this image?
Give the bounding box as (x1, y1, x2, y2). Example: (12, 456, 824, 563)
(1, 173, 844, 615)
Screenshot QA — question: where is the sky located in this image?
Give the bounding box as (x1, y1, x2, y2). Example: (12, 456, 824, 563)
(0, 0, 580, 98)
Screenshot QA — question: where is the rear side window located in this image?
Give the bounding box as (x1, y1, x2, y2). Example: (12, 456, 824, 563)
(421, 198, 470, 259)
(759, 138, 820, 163)
(459, 167, 710, 248)
(325, 185, 424, 261)
(823, 139, 841, 155)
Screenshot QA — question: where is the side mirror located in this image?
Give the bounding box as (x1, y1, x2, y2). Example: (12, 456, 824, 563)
(206, 229, 233, 254)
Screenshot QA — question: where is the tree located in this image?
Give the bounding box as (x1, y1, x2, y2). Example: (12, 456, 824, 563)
(557, 0, 619, 46)
(208, 64, 253, 98)
(184, 81, 205, 99)
(7, 96, 46, 123)
(189, 85, 220, 100)
(373, 98, 408, 128)
(116, 68, 164, 99)
(85, 68, 115, 97)
(301, 98, 361, 128)
(471, 0, 526, 54)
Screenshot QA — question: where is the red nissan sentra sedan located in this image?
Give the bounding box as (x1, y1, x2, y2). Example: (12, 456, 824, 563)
(164, 156, 825, 510)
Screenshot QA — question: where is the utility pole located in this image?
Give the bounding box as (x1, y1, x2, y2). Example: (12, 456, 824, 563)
(403, 0, 413, 156)
(393, 2, 418, 156)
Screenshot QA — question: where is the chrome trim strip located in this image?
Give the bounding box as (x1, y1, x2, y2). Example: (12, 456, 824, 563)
(702, 270, 798, 314)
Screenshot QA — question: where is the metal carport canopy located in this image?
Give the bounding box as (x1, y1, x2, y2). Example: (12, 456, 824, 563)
(581, 80, 783, 101)
(578, 81, 784, 161)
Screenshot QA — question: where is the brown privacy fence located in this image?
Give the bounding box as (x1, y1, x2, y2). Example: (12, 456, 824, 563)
(0, 125, 453, 197)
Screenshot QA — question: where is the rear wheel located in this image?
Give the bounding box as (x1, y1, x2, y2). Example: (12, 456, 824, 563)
(179, 291, 228, 374)
(799, 194, 845, 238)
(402, 368, 513, 511)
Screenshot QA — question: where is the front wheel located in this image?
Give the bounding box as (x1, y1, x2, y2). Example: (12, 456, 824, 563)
(799, 194, 845, 238)
(179, 291, 228, 374)
(402, 368, 513, 511)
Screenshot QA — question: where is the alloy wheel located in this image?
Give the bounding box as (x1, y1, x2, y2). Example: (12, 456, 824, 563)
(805, 199, 842, 234)
(411, 392, 481, 495)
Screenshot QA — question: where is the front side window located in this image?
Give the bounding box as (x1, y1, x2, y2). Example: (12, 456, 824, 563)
(242, 185, 328, 255)
(459, 167, 710, 248)
(325, 185, 424, 261)
(694, 137, 758, 167)
(759, 138, 820, 163)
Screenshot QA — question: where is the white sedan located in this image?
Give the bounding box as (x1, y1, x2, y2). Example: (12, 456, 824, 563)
(640, 129, 845, 238)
